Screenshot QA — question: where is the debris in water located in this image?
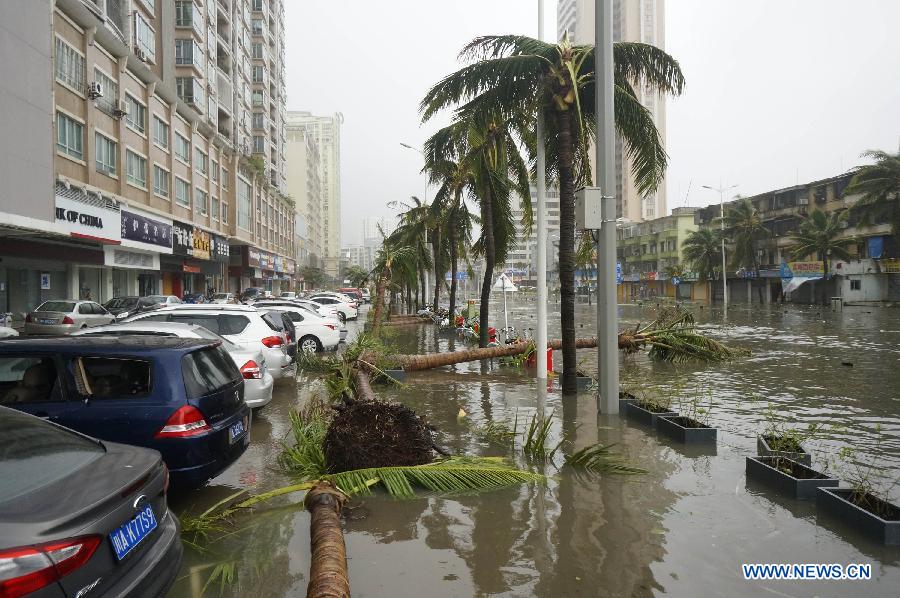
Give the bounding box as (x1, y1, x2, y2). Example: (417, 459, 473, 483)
(458, 407, 467, 418)
(841, 361, 853, 367)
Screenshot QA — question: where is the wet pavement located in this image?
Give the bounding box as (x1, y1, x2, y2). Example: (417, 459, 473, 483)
(168, 299, 900, 597)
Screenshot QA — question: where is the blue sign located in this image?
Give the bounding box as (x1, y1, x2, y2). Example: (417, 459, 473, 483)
(672, 276, 681, 286)
(615, 262, 623, 285)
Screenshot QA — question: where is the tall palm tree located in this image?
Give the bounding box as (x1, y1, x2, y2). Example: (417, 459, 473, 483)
(788, 209, 855, 305)
(724, 197, 768, 272)
(845, 150, 900, 241)
(389, 200, 434, 311)
(421, 35, 684, 393)
(370, 243, 415, 336)
(682, 228, 721, 304)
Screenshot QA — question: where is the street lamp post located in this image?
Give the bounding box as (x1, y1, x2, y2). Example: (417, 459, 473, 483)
(400, 142, 430, 309)
(535, 0, 548, 382)
(702, 183, 737, 318)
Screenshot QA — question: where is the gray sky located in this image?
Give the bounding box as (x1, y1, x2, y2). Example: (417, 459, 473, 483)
(284, 1, 900, 245)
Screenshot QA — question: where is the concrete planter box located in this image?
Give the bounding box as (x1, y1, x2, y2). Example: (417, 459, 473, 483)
(657, 416, 717, 444)
(746, 456, 838, 500)
(625, 401, 677, 427)
(757, 434, 811, 466)
(816, 487, 900, 545)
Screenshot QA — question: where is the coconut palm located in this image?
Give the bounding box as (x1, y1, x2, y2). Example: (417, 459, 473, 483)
(371, 243, 415, 336)
(788, 209, 856, 305)
(682, 228, 721, 304)
(388, 202, 434, 311)
(845, 150, 900, 241)
(343, 265, 369, 289)
(421, 35, 684, 393)
(724, 197, 768, 271)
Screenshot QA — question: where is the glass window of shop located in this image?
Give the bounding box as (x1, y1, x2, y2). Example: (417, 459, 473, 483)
(0, 269, 67, 321)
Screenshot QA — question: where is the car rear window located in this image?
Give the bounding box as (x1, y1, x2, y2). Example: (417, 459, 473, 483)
(105, 297, 137, 310)
(181, 346, 241, 399)
(37, 301, 75, 312)
(261, 312, 284, 332)
(0, 408, 103, 504)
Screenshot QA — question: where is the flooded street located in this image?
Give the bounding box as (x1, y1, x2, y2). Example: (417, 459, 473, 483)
(168, 299, 900, 597)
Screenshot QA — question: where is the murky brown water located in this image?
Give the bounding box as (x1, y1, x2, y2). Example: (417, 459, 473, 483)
(168, 299, 900, 597)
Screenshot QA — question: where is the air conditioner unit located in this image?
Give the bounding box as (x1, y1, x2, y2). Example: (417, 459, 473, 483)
(134, 47, 148, 62)
(113, 100, 128, 119)
(88, 82, 103, 100)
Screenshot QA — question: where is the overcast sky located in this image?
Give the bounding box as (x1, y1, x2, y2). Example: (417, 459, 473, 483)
(284, 1, 900, 246)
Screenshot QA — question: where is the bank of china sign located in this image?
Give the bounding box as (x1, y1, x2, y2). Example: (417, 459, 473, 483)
(55, 195, 121, 244)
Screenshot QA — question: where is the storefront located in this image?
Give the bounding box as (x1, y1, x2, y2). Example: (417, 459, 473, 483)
(107, 204, 174, 297)
(160, 220, 226, 297)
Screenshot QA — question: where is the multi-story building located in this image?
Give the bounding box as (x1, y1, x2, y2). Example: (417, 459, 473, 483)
(341, 245, 373, 273)
(285, 124, 323, 268)
(694, 173, 900, 304)
(557, 0, 667, 221)
(0, 0, 297, 319)
(508, 186, 561, 283)
(286, 111, 342, 279)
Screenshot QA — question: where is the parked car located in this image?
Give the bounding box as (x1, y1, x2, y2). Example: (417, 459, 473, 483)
(256, 310, 297, 362)
(360, 288, 371, 303)
(123, 305, 293, 380)
(24, 300, 116, 335)
(0, 336, 251, 488)
(182, 293, 207, 304)
(145, 295, 183, 307)
(337, 288, 364, 303)
(103, 296, 162, 321)
(307, 294, 358, 322)
(279, 291, 297, 299)
(240, 287, 266, 303)
(253, 300, 347, 342)
(72, 322, 274, 409)
(0, 406, 183, 597)
(0, 326, 18, 339)
(257, 306, 340, 352)
(211, 292, 237, 304)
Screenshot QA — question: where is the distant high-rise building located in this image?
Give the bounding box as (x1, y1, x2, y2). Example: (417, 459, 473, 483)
(557, 0, 667, 221)
(362, 216, 396, 245)
(286, 111, 342, 278)
(285, 125, 324, 268)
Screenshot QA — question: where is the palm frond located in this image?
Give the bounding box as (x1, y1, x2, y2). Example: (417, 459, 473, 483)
(277, 410, 328, 480)
(565, 443, 648, 475)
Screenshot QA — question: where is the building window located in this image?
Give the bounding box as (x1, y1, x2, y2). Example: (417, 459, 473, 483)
(252, 42, 264, 59)
(211, 160, 219, 183)
(850, 279, 861, 291)
(252, 112, 265, 129)
(153, 165, 170, 198)
(93, 68, 118, 114)
(55, 37, 85, 93)
(222, 202, 228, 224)
(174, 133, 190, 163)
(133, 12, 156, 62)
(252, 90, 264, 107)
(211, 197, 219, 220)
(252, 136, 265, 154)
(175, 0, 203, 36)
(174, 177, 190, 206)
(176, 76, 204, 108)
(137, 0, 155, 13)
(56, 112, 83, 160)
(252, 18, 264, 36)
(222, 168, 229, 190)
(175, 39, 203, 71)
(252, 65, 264, 83)
(237, 178, 251, 230)
(95, 132, 117, 176)
(194, 188, 208, 214)
(124, 94, 146, 134)
(152, 115, 169, 149)
(195, 148, 208, 175)
(125, 150, 147, 188)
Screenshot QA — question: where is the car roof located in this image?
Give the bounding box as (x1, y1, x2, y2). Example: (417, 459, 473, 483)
(154, 304, 258, 312)
(0, 335, 214, 354)
(76, 322, 206, 335)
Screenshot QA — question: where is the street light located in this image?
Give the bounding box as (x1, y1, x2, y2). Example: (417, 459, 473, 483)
(702, 183, 738, 318)
(400, 142, 430, 308)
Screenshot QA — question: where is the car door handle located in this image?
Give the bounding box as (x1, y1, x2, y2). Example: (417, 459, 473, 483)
(34, 412, 53, 420)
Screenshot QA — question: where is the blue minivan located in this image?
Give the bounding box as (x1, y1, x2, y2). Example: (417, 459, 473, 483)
(0, 336, 250, 488)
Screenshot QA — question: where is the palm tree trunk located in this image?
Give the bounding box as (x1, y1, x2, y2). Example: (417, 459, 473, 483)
(394, 337, 600, 371)
(304, 482, 350, 598)
(419, 267, 426, 313)
(554, 110, 577, 395)
(479, 187, 495, 348)
(432, 228, 442, 311)
(372, 272, 388, 336)
(406, 284, 412, 314)
(822, 258, 829, 305)
(449, 221, 459, 320)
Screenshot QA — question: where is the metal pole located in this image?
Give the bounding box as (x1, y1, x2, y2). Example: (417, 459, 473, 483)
(535, 0, 548, 381)
(596, 0, 618, 414)
(502, 275, 508, 332)
(720, 189, 727, 318)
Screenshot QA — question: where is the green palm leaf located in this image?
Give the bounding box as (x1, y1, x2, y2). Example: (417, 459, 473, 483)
(565, 444, 647, 475)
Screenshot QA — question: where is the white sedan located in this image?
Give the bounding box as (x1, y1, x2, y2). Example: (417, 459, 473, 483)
(72, 322, 274, 409)
(257, 306, 340, 352)
(253, 299, 347, 342)
(307, 294, 358, 322)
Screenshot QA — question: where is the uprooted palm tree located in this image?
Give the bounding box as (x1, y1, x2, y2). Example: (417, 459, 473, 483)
(845, 150, 900, 242)
(421, 35, 684, 394)
(787, 209, 856, 305)
(682, 228, 722, 304)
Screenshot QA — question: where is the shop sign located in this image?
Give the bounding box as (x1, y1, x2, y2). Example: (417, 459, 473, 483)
(781, 261, 824, 279)
(259, 250, 273, 271)
(880, 258, 900, 273)
(103, 246, 160, 270)
(247, 247, 261, 268)
(211, 235, 230, 262)
(172, 221, 194, 256)
(640, 271, 658, 281)
(192, 228, 211, 261)
(40, 273, 51, 290)
(120, 208, 172, 253)
(273, 255, 283, 273)
(55, 195, 121, 244)
(183, 264, 201, 273)
(284, 258, 296, 275)
(682, 272, 700, 281)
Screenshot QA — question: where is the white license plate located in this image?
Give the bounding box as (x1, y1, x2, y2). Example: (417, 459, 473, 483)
(109, 505, 157, 561)
(229, 418, 246, 443)
(38, 319, 55, 325)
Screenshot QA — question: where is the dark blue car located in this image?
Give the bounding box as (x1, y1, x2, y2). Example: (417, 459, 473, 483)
(0, 336, 250, 488)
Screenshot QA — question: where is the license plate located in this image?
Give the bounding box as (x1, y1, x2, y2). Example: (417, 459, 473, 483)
(229, 418, 246, 443)
(39, 319, 55, 325)
(109, 505, 157, 561)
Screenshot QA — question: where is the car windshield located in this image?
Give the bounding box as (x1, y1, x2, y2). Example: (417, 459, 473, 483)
(0, 409, 104, 504)
(104, 297, 137, 309)
(192, 327, 237, 348)
(37, 301, 75, 312)
(146, 295, 167, 303)
(213, 293, 230, 300)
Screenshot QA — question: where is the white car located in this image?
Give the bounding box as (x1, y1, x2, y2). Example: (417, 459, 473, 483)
(71, 322, 274, 409)
(253, 300, 347, 342)
(307, 294, 358, 322)
(360, 288, 371, 303)
(279, 292, 297, 299)
(122, 304, 293, 380)
(257, 306, 340, 352)
(210, 292, 236, 304)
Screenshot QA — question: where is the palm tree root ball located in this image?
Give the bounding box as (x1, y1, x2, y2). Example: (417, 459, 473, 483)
(323, 400, 435, 473)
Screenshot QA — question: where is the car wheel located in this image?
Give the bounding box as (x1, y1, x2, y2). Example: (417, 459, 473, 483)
(81, 324, 87, 329)
(300, 335, 322, 353)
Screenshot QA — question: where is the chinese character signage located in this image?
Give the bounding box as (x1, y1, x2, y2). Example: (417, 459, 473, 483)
(211, 235, 230, 262)
(172, 221, 193, 256)
(121, 209, 172, 253)
(192, 228, 211, 260)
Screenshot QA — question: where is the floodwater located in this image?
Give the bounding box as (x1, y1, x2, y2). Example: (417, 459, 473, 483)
(168, 298, 900, 597)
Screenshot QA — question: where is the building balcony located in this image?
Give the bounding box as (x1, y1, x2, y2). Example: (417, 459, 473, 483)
(216, 69, 233, 114)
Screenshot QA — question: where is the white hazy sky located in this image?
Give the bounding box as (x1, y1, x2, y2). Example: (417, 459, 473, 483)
(284, 1, 900, 246)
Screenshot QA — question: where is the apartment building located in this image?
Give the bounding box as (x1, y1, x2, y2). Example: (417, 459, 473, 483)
(0, 0, 296, 318)
(287, 111, 342, 279)
(508, 186, 561, 283)
(285, 124, 324, 268)
(557, 0, 667, 221)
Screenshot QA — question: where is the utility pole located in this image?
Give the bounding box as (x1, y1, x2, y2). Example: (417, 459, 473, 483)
(596, 0, 618, 414)
(535, 0, 548, 381)
(702, 183, 737, 318)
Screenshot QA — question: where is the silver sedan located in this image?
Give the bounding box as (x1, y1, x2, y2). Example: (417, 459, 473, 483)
(24, 300, 115, 335)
